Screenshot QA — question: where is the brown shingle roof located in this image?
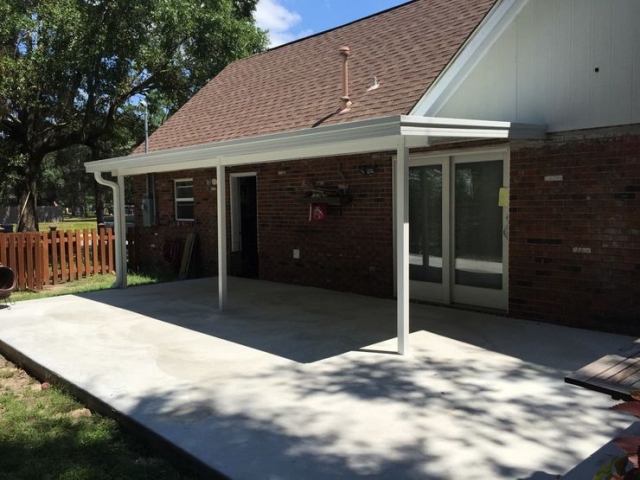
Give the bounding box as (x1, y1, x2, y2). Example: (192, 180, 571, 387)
(138, 0, 497, 154)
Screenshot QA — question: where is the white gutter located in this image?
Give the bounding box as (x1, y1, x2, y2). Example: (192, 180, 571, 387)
(94, 172, 127, 288)
(85, 115, 546, 176)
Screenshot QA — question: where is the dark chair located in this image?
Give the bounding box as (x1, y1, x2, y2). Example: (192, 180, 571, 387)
(0, 264, 16, 306)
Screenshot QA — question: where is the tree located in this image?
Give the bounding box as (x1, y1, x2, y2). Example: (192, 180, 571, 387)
(0, 0, 266, 231)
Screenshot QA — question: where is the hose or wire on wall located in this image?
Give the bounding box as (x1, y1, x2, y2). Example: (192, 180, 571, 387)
(161, 238, 183, 268)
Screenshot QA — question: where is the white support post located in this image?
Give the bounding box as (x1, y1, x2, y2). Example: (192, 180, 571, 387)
(217, 163, 228, 310)
(117, 174, 128, 288)
(395, 137, 410, 355)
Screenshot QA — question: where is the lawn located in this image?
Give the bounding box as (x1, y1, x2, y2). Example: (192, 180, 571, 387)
(1, 274, 190, 479)
(0, 354, 193, 480)
(11, 273, 163, 302)
(40, 217, 99, 232)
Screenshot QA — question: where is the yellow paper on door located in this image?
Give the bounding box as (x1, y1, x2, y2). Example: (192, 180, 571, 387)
(498, 188, 509, 207)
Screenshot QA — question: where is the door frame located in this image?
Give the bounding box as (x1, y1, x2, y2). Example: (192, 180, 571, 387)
(230, 172, 258, 252)
(395, 146, 509, 310)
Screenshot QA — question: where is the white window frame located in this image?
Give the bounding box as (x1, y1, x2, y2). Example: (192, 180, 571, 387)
(174, 178, 195, 221)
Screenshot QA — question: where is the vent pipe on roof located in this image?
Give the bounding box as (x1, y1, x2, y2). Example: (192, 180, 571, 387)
(339, 46, 352, 112)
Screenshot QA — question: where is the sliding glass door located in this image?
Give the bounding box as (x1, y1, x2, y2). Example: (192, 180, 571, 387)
(409, 151, 508, 310)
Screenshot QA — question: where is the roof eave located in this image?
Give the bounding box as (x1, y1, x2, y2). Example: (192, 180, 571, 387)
(84, 115, 546, 176)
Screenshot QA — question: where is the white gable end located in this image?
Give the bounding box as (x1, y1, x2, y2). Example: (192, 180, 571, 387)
(431, 0, 640, 132)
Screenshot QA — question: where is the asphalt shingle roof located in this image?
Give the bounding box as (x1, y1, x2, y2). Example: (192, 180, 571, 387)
(138, 0, 497, 154)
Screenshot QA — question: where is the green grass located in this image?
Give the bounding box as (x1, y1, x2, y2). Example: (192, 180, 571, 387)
(0, 356, 192, 480)
(40, 217, 99, 232)
(12, 273, 163, 302)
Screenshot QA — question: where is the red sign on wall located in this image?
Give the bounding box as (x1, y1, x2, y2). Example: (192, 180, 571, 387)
(309, 204, 327, 222)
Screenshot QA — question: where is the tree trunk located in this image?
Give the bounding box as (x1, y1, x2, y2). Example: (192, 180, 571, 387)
(17, 174, 39, 232)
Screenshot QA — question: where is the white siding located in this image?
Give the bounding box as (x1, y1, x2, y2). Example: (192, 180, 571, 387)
(437, 0, 640, 131)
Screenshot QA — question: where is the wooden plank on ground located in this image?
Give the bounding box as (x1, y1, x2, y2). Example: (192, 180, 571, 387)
(179, 233, 196, 280)
(565, 356, 622, 384)
(618, 368, 640, 393)
(566, 341, 640, 401)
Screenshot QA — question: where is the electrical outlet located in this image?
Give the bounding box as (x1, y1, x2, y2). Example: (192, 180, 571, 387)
(293, 249, 300, 259)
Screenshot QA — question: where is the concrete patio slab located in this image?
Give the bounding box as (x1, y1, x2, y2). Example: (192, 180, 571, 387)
(0, 277, 635, 479)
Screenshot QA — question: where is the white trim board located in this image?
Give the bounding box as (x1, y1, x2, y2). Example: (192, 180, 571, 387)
(410, 0, 530, 117)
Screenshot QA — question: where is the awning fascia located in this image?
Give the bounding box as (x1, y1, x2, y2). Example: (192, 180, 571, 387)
(85, 115, 546, 176)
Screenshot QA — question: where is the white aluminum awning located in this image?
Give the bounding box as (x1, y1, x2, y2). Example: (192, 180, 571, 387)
(85, 115, 545, 175)
(86, 115, 546, 356)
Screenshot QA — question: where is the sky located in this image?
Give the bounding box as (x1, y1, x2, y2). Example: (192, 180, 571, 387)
(254, 0, 410, 48)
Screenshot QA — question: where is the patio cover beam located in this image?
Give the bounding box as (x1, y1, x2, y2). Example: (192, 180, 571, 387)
(84, 115, 546, 355)
(84, 116, 546, 177)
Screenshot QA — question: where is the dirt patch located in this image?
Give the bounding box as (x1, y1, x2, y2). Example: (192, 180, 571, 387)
(0, 354, 34, 393)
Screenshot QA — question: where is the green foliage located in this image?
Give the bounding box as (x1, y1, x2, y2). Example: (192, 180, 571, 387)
(0, 0, 266, 228)
(11, 273, 163, 301)
(0, 358, 191, 479)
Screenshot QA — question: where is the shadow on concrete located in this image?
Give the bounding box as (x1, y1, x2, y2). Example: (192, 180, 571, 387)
(1, 276, 635, 478)
(79, 277, 631, 370)
(80, 277, 398, 363)
(111, 335, 632, 479)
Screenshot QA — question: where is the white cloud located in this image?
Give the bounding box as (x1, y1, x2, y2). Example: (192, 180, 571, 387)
(255, 0, 312, 47)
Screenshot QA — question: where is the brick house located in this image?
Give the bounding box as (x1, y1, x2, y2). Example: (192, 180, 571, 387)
(86, 0, 640, 352)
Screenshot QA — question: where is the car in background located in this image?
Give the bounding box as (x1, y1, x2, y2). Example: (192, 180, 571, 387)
(103, 205, 135, 228)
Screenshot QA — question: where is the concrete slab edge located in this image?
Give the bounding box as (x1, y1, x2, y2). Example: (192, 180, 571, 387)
(0, 338, 229, 480)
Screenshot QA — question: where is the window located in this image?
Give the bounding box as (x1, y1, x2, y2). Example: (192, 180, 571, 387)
(174, 179, 194, 221)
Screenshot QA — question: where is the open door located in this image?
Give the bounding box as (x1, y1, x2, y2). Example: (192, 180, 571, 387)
(231, 173, 259, 278)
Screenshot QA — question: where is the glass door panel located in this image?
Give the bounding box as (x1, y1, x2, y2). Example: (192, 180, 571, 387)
(409, 165, 443, 283)
(453, 160, 503, 289)
(409, 152, 508, 310)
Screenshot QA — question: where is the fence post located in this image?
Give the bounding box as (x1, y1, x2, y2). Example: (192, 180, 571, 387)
(41, 232, 50, 287)
(107, 228, 114, 274)
(92, 229, 99, 275)
(0, 234, 6, 266)
(25, 233, 34, 290)
(60, 231, 67, 283)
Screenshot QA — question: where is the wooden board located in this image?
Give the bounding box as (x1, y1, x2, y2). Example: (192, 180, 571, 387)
(178, 233, 196, 281)
(565, 340, 640, 400)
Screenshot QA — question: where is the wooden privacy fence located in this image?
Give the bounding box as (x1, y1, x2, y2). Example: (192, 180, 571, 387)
(0, 227, 140, 291)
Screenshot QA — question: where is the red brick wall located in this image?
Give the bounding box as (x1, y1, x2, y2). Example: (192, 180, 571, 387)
(132, 168, 218, 278)
(131, 124, 640, 335)
(509, 126, 640, 334)
(132, 153, 395, 297)
(255, 155, 393, 297)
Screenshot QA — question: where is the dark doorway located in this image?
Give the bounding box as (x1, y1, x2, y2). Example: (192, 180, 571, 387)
(236, 176, 259, 278)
